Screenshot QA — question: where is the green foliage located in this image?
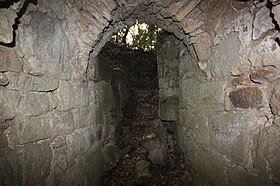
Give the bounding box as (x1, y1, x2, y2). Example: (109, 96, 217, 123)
(110, 20, 162, 52)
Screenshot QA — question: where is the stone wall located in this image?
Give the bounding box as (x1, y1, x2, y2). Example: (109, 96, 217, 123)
(1, 0, 280, 185)
(101, 43, 158, 89)
(0, 1, 128, 185)
(157, 1, 280, 184)
(157, 34, 180, 121)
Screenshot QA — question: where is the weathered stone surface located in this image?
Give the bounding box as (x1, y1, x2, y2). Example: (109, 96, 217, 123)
(209, 112, 250, 163)
(59, 146, 104, 186)
(18, 92, 58, 117)
(38, 0, 70, 19)
(253, 7, 274, 40)
(17, 73, 59, 92)
(0, 73, 9, 86)
(148, 148, 167, 165)
(65, 127, 96, 163)
(1, 0, 280, 185)
(0, 148, 22, 185)
(158, 77, 179, 89)
(0, 7, 18, 43)
(159, 97, 179, 121)
(103, 144, 120, 171)
(257, 125, 280, 182)
(232, 74, 252, 86)
(250, 37, 280, 68)
(175, 0, 202, 21)
(271, 0, 280, 5)
(270, 85, 280, 116)
(192, 32, 212, 61)
(181, 171, 193, 185)
(142, 137, 161, 150)
(19, 140, 51, 186)
(45, 137, 68, 186)
(181, 8, 203, 33)
(199, 81, 225, 104)
(115, 0, 126, 6)
(250, 67, 280, 83)
(18, 12, 71, 80)
(0, 130, 8, 148)
(0, 49, 22, 72)
(6, 111, 74, 144)
(272, 4, 280, 23)
(167, 1, 187, 16)
(210, 33, 241, 77)
(88, 54, 112, 83)
(56, 80, 89, 111)
(0, 88, 21, 122)
(135, 160, 152, 185)
(229, 87, 263, 109)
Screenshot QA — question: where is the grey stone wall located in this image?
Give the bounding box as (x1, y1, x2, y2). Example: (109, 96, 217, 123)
(1, 0, 280, 185)
(157, 35, 180, 121)
(101, 43, 158, 89)
(0, 1, 127, 185)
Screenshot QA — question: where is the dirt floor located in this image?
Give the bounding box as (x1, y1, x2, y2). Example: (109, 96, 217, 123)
(101, 88, 188, 186)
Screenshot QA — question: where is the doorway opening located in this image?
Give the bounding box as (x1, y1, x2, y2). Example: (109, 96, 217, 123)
(95, 21, 189, 185)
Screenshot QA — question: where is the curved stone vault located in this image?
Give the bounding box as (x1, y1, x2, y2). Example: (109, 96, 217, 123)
(1, 0, 280, 185)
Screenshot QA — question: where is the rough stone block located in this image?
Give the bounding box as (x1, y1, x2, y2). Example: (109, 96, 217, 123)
(6, 111, 74, 144)
(272, 4, 280, 26)
(65, 127, 96, 163)
(0, 148, 22, 185)
(142, 137, 162, 150)
(229, 87, 263, 109)
(159, 88, 179, 99)
(167, 1, 187, 16)
(271, 0, 280, 5)
(0, 130, 8, 148)
(45, 137, 68, 186)
(18, 12, 71, 80)
(56, 80, 89, 111)
(134, 160, 151, 185)
(88, 54, 112, 83)
(181, 8, 203, 33)
(253, 7, 274, 40)
(148, 147, 167, 165)
(257, 125, 280, 182)
(175, 0, 202, 21)
(0, 49, 22, 72)
(159, 97, 179, 121)
(158, 77, 179, 89)
(72, 107, 91, 129)
(0, 88, 21, 122)
(199, 81, 225, 104)
(210, 33, 241, 78)
(0, 73, 9, 86)
(192, 32, 213, 61)
(0, 9, 17, 43)
(18, 93, 58, 117)
(209, 112, 251, 163)
(232, 74, 252, 86)
(19, 140, 51, 186)
(250, 37, 280, 68)
(38, 0, 70, 19)
(17, 73, 59, 92)
(270, 84, 280, 116)
(180, 77, 201, 107)
(250, 67, 280, 83)
(103, 144, 120, 171)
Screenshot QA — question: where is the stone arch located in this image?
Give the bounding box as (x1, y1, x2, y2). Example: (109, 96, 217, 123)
(1, 0, 280, 185)
(86, 0, 204, 58)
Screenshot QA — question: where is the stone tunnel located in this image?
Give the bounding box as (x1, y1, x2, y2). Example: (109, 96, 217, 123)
(1, 0, 280, 185)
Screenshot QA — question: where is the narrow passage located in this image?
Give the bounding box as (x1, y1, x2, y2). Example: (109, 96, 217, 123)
(101, 88, 188, 185)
